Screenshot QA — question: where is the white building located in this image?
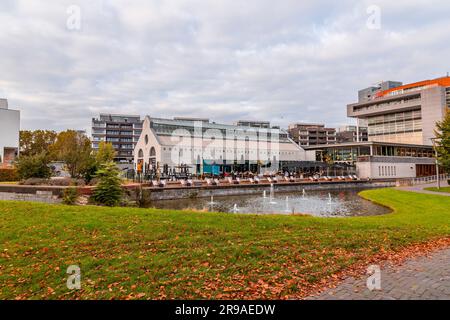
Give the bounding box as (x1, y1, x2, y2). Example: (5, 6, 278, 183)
(0, 99, 20, 167)
(134, 116, 314, 175)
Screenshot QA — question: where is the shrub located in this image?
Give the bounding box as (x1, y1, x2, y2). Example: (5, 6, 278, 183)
(19, 178, 50, 185)
(0, 168, 19, 182)
(91, 162, 123, 207)
(18, 177, 86, 186)
(16, 153, 51, 180)
(62, 187, 79, 205)
(47, 178, 85, 187)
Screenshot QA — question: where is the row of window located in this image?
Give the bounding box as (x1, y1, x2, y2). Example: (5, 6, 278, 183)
(161, 147, 298, 156)
(353, 95, 421, 113)
(378, 165, 397, 177)
(368, 110, 422, 125)
(368, 119, 422, 136)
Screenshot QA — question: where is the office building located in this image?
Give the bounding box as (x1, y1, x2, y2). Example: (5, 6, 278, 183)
(348, 76, 450, 145)
(91, 114, 143, 163)
(287, 123, 336, 147)
(336, 125, 368, 143)
(0, 99, 20, 167)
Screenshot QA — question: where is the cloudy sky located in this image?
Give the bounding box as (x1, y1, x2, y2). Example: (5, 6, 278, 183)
(1, 0, 449, 133)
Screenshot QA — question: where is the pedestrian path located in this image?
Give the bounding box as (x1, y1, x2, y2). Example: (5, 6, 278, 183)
(397, 181, 450, 196)
(308, 248, 450, 300)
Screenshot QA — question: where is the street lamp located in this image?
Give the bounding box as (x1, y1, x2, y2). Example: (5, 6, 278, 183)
(430, 138, 440, 190)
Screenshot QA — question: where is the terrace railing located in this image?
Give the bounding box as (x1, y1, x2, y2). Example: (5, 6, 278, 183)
(396, 174, 450, 187)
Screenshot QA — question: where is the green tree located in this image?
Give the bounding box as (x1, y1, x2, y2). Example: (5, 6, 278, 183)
(91, 162, 123, 206)
(435, 110, 450, 173)
(20, 130, 57, 157)
(51, 130, 93, 178)
(15, 153, 51, 180)
(96, 141, 116, 164)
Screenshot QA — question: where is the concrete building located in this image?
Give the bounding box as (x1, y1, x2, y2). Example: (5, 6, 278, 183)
(336, 125, 368, 143)
(305, 142, 435, 179)
(0, 99, 20, 167)
(134, 116, 314, 175)
(287, 123, 336, 147)
(348, 76, 450, 146)
(91, 114, 143, 163)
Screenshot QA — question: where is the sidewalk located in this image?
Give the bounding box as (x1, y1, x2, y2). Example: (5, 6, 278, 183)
(308, 248, 450, 300)
(396, 180, 450, 197)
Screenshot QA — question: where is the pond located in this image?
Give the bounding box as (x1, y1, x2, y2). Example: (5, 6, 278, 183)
(149, 187, 391, 217)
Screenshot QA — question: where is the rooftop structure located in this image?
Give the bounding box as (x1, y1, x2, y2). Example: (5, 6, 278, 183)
(235, 120, 271, 129)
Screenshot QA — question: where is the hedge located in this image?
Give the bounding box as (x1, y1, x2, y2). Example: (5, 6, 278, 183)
(0, 168, 19, 182)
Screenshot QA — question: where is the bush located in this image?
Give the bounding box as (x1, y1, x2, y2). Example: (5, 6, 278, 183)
(62, 187, 79, 205)
(91, 162, 123, 207)
(0, 168, 19, 182)
(47, 178, 85, 187)
(16, 153, 51, 180)
(19, 178, 50, 185)
(19, 177, 86, 186)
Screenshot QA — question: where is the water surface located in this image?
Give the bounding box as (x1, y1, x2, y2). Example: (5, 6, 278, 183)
(149, 188, 390, 217)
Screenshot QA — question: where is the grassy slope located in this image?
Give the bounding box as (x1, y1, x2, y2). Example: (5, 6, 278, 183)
(0, 188, 449, 299)
(424, 187, 450, 193)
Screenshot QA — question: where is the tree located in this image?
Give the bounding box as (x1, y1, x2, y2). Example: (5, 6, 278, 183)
(15, 153, 51, 180)
(20, 130, 57, 157)
(91, 162, 123, 206)
(435, 110, 450, 173)
(96, 141, 116, 164)
(50, 130, 93, 178)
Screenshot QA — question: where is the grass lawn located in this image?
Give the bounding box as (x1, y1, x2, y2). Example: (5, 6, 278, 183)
(0, 188, 449, 300)
(424, 186, 450, 193)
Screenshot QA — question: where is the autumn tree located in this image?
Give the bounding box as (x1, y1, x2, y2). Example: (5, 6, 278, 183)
(20, 130, 57, 157)
(50, 130, 93, 178)
(435, 110, 450, 173)
(95, 141, 116, 164)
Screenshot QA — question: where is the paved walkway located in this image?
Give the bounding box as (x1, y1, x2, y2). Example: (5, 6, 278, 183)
(309, 248, 450, 300)
(397, 181, 450, 196)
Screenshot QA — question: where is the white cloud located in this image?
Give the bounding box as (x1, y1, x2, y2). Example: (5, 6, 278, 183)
(0, 0, 449, 133)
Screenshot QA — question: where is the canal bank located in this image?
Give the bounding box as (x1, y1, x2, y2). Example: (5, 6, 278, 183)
(0, 180, 397, 204)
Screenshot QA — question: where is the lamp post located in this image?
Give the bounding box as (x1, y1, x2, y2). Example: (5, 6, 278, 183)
(430, 138, 440, 190)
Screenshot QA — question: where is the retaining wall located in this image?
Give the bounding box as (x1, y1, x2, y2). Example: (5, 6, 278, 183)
(139, 181, 396, 201)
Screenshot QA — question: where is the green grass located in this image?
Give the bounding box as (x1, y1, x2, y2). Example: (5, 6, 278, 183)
(0, 188, 449, 300)
(424, 186, 450, 193)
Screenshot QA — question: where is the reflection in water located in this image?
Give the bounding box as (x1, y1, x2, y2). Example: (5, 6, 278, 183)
(149, 188, 390, 217)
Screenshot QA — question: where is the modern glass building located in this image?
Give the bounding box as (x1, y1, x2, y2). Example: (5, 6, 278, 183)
(305, 142, 435, 178)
